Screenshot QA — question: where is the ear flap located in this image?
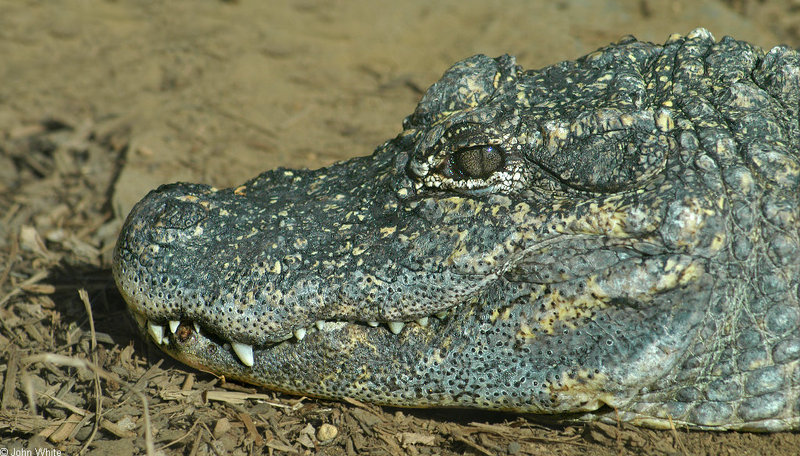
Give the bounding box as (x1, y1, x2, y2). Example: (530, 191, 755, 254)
(526, 107, 673, 193)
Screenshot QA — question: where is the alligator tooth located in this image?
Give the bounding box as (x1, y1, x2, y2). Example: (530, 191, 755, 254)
(416, 317, 429, 327)
(193, 321, 201, 333)
(435, 310, 448, 319)
(315, 320, 325, 331)
(294, 327, 307, 340)
(148, 322, 164, 345)
(387, 321, 405, 334)
(132, 312, 146, 328)
(367, 321, 379, 327)
(231, 341, 254, 367)
(168, 320, 180, 334)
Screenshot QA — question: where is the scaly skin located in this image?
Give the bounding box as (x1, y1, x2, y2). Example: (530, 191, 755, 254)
(113, 29, 800, 431)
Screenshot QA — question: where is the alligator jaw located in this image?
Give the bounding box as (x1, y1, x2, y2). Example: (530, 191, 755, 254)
(114, 29, 800, 430)
(128, 306, 452, 369)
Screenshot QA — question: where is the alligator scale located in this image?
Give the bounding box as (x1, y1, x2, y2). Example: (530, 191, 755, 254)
(114, 29, 800, 431)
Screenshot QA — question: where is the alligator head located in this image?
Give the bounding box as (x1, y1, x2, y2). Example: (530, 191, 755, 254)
(114, 29, 800, 430)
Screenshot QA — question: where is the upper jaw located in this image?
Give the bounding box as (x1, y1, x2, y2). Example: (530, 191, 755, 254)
(112, 144, 510, 353)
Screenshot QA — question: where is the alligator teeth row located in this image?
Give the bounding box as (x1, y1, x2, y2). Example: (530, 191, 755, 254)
(147, 319, 182, 345)
(143, 312, 447, 367)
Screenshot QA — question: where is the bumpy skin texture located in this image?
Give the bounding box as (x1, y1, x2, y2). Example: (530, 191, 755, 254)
(114, 29, 800, 431)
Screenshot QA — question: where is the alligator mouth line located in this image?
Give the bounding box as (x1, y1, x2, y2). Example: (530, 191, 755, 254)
(129, 307, 453, 367)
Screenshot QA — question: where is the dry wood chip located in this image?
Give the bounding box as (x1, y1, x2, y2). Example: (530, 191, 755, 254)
(0, 411, 53, 434)
(1, 349, 21, 410)
(296, 431, 315, 449)
(19, 226, 53, 260)
(204, 390, 301, 409)
(375, 429, 404, 455)
(238, 411, 263, 445)
(350, 408, 382, 428)
(397, 431, 436, 447)
(213, 417, 231, 439)
(19, 283, 56, 294)
(48, 412, 82, 443)
(265, 440, 298, 453)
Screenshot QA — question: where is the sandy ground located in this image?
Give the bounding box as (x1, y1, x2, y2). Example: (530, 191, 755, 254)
(1, 0, 799, 454)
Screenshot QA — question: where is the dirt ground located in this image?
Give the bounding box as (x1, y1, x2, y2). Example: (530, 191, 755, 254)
(1, 1, 799, 454)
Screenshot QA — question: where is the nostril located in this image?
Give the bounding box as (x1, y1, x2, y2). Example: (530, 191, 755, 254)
(128, 183, 210, 231)
(154, 197, 207, 229)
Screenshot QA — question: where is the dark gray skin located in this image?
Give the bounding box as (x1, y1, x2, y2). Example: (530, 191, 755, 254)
(113, 28, 800, 431)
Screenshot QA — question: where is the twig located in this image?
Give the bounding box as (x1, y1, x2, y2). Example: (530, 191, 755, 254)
(78, 288, 102, 455)
(0, 230, 18, 292)
(158, 419, 200, 451)
(136, 391, 155, 456)
(21, 353, 122, 383)
(668, 415, 689, 456)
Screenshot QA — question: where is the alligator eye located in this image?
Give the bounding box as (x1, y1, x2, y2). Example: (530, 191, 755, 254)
(451, 145, 504, 180)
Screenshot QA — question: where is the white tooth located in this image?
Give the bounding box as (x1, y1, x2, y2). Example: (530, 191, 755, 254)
(367, 321, 379, 327)
(193, 322, 201, 333)
(315, 320, 325, 331)
(416, 317, 429, 327)
(231, 342, 254, 367)
(148, 322, 164, 345)
(294, 327, 307, 340)
(169, 320, 180, 333)
(387, 321, 404, 334)
(133, 312, 146, 328)
(435, 311, 448, 319)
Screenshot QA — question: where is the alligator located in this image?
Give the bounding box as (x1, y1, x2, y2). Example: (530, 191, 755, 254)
(113, 29, 800, 431)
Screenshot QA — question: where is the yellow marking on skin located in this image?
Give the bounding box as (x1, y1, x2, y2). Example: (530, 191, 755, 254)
(178, 195, 198, 202)
(270, 260, 282, 275)
(444, 229, 473, 265)
(656, 272, 679, 290)
(710, 233, 726, 252)
(619, 113, 635, 127)
(490, 307, 512, 323)
(567, 198, 637, 237)
(339, 224, 352, 231)
(516, 322, 536, 340)
(531, 276, 611, 334)
(492, 71, 501, 89)
(352, 245, 366, 256)
(655, 110, 674, 132)
(678, 262, 702, 285)
(380, 226, 396, 237)
(511, 202, 531, 225)
(655, 261, 702, 291)
(193, 225, 204, 236)
(548, 370, 613, 412)
(516, 91, 531, 107)
(219, 209, 229, 216)
(234, 185, 247, 196)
